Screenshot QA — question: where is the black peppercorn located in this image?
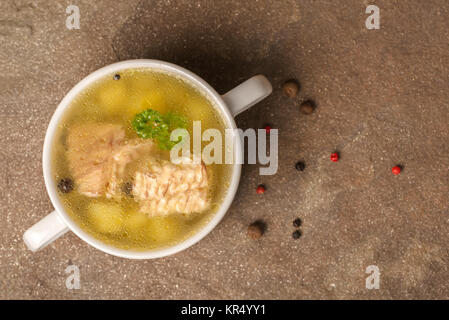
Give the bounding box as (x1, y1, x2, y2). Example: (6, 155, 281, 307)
(292, 230, 302, 239)
(295, 161, 305, 171)
(293, 218, 302, 228)
(58, 178, 74, 193)
(121, 182, 133, 196)
(113, 74, 120, 80)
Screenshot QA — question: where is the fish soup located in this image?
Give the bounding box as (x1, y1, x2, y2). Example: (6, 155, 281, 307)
(51, 68, 231, 250)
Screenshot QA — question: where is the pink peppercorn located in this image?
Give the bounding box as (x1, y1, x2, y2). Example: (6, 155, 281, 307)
(392, 166, 401, 175)
(330, 152, 339, 162)
(256, 185, 266, 194)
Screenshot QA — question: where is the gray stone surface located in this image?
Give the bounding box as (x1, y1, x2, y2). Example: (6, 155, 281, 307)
(1, 0, 448, 299)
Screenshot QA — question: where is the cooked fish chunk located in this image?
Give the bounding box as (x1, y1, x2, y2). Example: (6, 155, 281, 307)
(138, 189, 209, 216)
(66, 123, 125, 197)
(66, 123, 153, 197)
(132, 159, 209, 216)
(105, 139, 154, 198)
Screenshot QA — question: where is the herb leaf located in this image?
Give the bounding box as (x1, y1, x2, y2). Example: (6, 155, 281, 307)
(132, 108, 188, 150)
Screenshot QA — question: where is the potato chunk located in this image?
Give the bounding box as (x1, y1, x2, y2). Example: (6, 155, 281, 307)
(183, 95, 208, 121)
(123, 210, 148, 230)
(125, 90, 168, 120)
(146, 216, 179, 243)
(97, 82, 128, 115)
(87, 202, 124, 234)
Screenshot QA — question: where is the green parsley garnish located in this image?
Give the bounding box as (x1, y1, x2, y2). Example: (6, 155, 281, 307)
(132, 109, 188, 150)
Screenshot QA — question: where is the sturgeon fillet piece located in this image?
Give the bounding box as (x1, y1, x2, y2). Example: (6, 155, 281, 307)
(104, 140, 154, 198)
(66, 123, 153, 197)
(132, 159, 209, 216)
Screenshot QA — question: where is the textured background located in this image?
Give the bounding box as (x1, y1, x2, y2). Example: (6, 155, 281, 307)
(1, 0, 448, 299)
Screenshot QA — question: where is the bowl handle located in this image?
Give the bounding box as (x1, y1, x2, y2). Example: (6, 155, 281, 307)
(23, 211, 69, 252)
(221, 75, 272, 117)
